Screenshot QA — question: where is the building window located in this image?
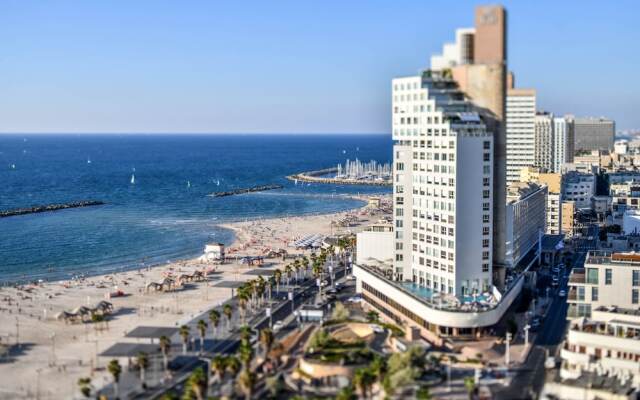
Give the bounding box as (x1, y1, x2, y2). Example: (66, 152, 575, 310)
(605, 268, 612, 285)
(482, 263, 489, 272)
(482, 251, 489, 260)
(633, 270, 640, 286)
(482, 239, 490, 248)
(633, 289, 639, 305)
(577, 287, 585, 301)
(586, 268, 599, 285)
(483, 202, 490, 211)
(483, 153, 490, 162)
(591, 287, 598, 302)
(483, 141, 491, 150)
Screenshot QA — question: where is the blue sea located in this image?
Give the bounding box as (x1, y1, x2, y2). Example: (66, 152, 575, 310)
(0, 134, 391, 284)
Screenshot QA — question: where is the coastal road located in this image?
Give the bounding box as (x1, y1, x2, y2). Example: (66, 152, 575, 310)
(125, 256, 349, 399)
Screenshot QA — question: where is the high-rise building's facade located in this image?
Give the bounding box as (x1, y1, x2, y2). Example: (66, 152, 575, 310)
(505, 182, 547, 268)
(391, 73, 494, 298)
(506, 88, 536, 183)
(354, 5, 522, 343)
(534, 112, 554, 172)
(553, 116, 575, 172)
(574, 117, 615, 153)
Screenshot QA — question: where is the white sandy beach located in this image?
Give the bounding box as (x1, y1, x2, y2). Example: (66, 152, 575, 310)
(0, 197, 388, 399)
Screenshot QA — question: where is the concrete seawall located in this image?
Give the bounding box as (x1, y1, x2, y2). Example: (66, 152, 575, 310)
(287, 168, 391, 187)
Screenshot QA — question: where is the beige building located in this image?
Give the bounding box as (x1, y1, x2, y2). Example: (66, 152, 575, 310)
(562, 201, 576, 236)
(519, 167, 569, 234)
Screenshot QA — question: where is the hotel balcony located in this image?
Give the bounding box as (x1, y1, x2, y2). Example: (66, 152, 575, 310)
(560, 346, 592, 366)
(568, 268, 585, 284)
(567, 288, 578, 302)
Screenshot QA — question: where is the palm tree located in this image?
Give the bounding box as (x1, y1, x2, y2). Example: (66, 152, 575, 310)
(197, 319, 207, 355)
(259, 328, 274, 359)
(183, 366, 207, 400)
(353, 367, 374, 399)
(274, 269, 282, 295)
(137, 352, 149, 389)
(211, 355, 227, 382)
(107, 359, 122, 400)
(208, 309, 220, 337)
(238, 290, 249, 325)
(225, 356, 241, 378)
(179, 324, 190, 355)
(223, 304, 233, 330)
(366, 310, 380, 323)
(237, 369, 256, 400)
(464, 376, 476, 400)
(239, 325, 253, 344)
(284, 265, 293, 287)
(77, 377, 92, 398)
(336, 385, 356, 400)
(238, 342, 254, 370)
(159, 335, 171, 373)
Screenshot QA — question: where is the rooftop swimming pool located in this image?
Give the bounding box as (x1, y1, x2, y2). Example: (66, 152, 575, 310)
(399, 282, 489, 304)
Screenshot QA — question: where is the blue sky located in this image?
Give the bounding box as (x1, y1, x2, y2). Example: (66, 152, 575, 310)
(1, 0, 638, 133)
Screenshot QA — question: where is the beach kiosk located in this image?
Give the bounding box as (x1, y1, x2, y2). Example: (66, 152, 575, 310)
(203, 242, 225, 261)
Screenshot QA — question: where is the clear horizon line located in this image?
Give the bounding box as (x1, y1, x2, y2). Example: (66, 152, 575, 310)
(0, 131, 391, 135)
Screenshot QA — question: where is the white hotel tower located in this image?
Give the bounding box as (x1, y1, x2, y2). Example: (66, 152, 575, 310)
(390, 74, 494, 297)
(354, 5, 524, 342)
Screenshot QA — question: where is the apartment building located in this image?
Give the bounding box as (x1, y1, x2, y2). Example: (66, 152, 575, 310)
(567, 251, 640, 319)
(506, 182, 547, 268)
(506, 88, 536, 184)
(563, 171, 596, 209)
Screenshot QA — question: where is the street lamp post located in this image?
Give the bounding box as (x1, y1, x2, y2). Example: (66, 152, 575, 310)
(505, 332, 512, 368)
(524, 325, 530, 347)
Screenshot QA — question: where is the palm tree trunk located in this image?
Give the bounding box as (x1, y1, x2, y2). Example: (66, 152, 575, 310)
(182, 342, 187, 355)
(140, 367, 145, 389)
(200, 336, 204, 355)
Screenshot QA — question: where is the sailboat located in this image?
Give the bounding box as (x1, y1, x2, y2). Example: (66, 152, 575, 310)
(187, 181, 191, 188)
(216, 179, 220, 186)
(130, 174, 136, 185)
(87, 157, 91, 164)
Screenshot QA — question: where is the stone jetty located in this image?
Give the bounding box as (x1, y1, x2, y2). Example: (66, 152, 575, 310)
(208, 184, 284, 197)
(0, 200, 105, 218)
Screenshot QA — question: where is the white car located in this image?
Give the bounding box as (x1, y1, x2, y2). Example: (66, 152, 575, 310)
(273, 320, 285, 332)
(558, 290, 566, 297)
(545, 356, 556, 369)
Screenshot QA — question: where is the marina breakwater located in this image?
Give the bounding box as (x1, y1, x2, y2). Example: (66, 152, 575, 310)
(208, 184, 284, 197)
(0, 200, 105, 218)
(287, 167, 392, 186)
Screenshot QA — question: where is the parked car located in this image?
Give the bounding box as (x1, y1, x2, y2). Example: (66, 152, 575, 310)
(273, 320, 285, 332)
(558, 289, 566, 297)
(545, 356, 556, 369)
(530, 317, 541, 331)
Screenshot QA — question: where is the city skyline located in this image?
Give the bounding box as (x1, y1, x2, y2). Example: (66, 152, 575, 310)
(1, 0, 639, 134)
